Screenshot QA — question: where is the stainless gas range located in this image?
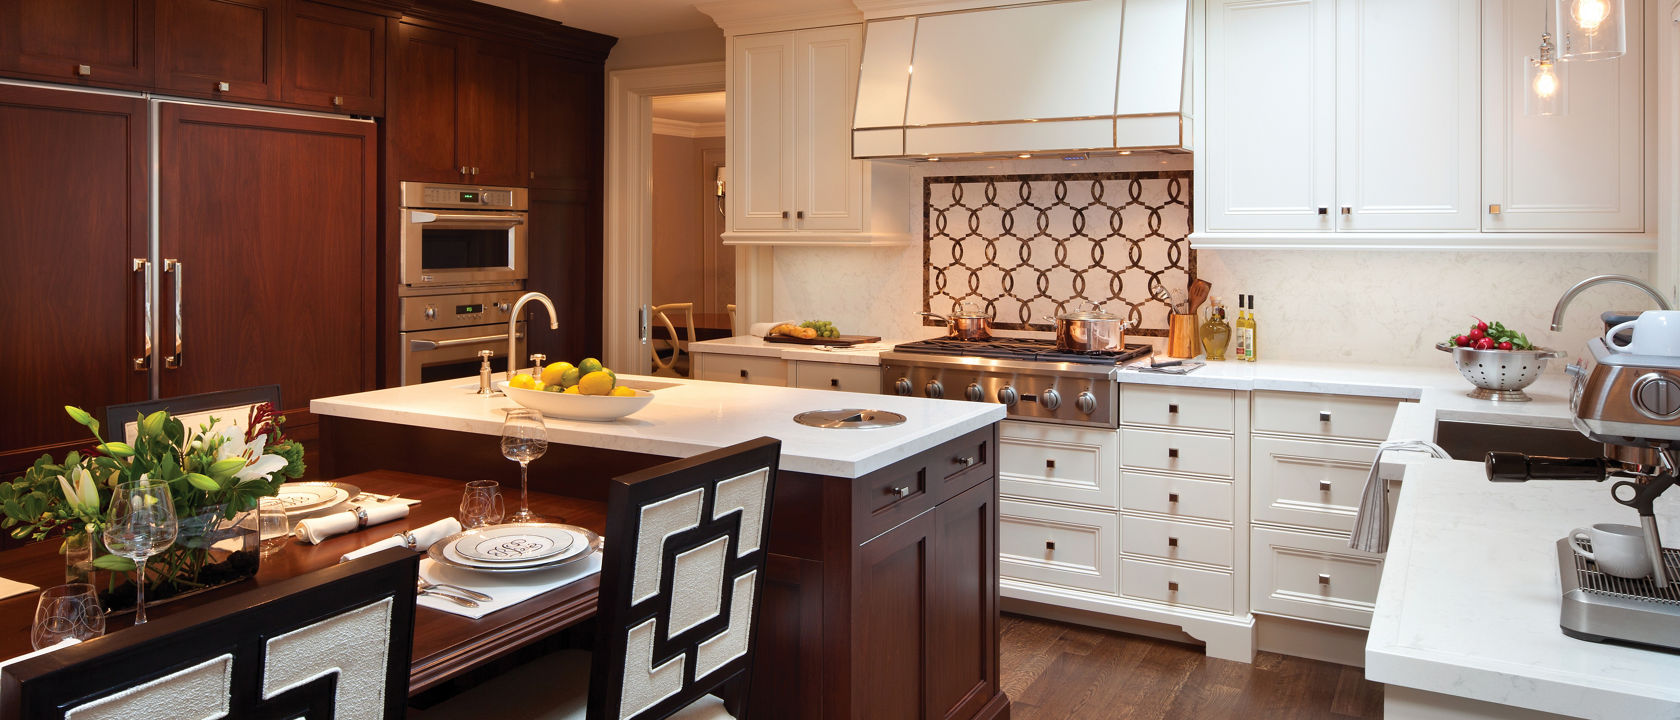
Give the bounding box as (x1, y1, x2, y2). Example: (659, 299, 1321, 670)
(880, 338, 1151, 428)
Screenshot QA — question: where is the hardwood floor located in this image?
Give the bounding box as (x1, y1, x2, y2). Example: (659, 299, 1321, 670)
(1000, 614, 1383, 719)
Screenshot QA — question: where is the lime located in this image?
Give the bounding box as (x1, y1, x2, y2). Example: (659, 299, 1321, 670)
(541, 361, 575, 387)
(560, 367, 581, 388)
(578, 357, 604, 375)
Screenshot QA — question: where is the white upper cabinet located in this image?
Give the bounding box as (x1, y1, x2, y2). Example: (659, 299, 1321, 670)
(726, 25, 908, 245)
(1204, 0, 1335, 232)
(1335, 0, 1480, 232)
(1482, 0, 1645, 232)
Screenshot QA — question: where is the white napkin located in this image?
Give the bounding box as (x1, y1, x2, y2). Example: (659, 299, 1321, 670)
(294, 501, 412, 544)
(0, 576, 39, 602)
(339, 517, 462, 563)
(418, 553, 602, 619)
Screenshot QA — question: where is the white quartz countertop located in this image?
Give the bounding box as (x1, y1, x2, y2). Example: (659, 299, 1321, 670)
(689, 335, 932, 366)
(1367, 458, 1680, 719)
(311, 374, 1004, 478)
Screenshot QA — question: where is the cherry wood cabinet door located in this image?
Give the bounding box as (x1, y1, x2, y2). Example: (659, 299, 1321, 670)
(0, 0, 154, 87)
(928, 479, 999, 720)
(0, 85, 149, 461)
(154, 0, 282, 101)
(156, 103, 376, 414)
(282, 0, 385, 115)
(389, 22, 465, 183)
(854, 509, 934, 720)
(525, 53, 603, 360)
(528, 53, 599, 191)
(462, 41, 524, 186)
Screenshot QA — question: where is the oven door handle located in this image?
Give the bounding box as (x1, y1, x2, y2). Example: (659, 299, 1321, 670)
(409, 211, 526, 225)
(409, 331, 523, 352)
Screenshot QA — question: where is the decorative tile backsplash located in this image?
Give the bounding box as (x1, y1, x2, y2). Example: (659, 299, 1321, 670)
(923, 170, 1194, 337)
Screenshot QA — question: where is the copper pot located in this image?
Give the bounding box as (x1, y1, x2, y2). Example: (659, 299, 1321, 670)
(922, 304, 993, 341)
(1046, 303, 1130, 353)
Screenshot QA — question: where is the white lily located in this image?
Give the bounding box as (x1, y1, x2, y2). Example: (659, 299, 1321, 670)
(56, 466, 101, 514)
(215, 426, 288, 481)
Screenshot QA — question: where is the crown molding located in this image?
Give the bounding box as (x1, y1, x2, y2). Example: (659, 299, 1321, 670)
(696, 0, 864, 35)
(402, 0, 618, 61)
(651, 117, 727, 138)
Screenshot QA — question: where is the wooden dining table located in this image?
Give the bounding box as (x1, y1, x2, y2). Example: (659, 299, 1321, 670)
(0, 470, 605, 695)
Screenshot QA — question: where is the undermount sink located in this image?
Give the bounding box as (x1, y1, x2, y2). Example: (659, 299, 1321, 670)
(1433, 420, 1601, 461)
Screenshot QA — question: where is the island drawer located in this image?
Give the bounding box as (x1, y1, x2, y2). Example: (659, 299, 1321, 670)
(1119, 384, 1235, 432)
(1251, 391, 1400, 442)
(1121, 516, 1234, 568)
(1251, 437, 1378, 532)
(693, 353, 787, 386)
(999, 421, 1119, 509)
(854, 425, 993, 541)
(1121, 428, 1234, 478)
(1120, 471, 1232, 522)
(1120, 558, 1234, 614)
(1001, 499, 1119, 595)
(1251, 527, 1383, 628)
(788, 361, 881, 393)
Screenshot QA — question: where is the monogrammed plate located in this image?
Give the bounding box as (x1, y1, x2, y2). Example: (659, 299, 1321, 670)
(454, 524, 575, 563)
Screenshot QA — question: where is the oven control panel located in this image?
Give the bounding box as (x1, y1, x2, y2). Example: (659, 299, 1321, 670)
(398, 181, 528, 211)
(400, 291, 520, 331)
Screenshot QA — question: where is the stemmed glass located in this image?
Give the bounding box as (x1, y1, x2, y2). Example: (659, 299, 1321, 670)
(103, 480, 178, 625)
(500, 409, 548, 523)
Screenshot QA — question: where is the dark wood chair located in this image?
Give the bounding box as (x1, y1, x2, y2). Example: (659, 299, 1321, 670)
(104, 385, 282, 444)
(420, 437, 782, 720)
(0, 548, 419, 720)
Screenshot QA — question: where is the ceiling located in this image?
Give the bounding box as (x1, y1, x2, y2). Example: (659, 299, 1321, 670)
(472, 0, 718, 39)
(651, 92, 726, 123)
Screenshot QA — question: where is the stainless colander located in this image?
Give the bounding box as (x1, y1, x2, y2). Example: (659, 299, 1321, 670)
(1436, 342, 1562, 402)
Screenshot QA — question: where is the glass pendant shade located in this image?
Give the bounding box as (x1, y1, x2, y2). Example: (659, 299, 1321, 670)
(1525, 56, 1565, 116)
(1555, 0, 1627, 60)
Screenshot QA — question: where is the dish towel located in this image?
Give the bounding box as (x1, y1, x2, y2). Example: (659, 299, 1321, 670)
(293, 498, 420, 545)
(1349, 440, 1452, 554)
(418, 554, 602, 620)
(339, 517, 462, 563)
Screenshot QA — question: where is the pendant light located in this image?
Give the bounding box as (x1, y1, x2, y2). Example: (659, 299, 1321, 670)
(1526, 3, 1565, 116)
(1556, 0, 1626, 60)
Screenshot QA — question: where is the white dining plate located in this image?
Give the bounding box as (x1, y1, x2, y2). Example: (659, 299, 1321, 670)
(274, 483, 354, 516)
(428, 525, 601, 573)
(455, 524, 575, 563)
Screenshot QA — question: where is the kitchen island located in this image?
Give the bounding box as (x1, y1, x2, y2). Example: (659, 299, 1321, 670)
(312, 375, 1010, 720)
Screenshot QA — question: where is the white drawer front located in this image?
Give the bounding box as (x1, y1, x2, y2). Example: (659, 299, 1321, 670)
(694, 354, 788, 386)
(1121, 516, 1233, 568)
(1252, 391, 1400, 441)
(1252, 527, 1384, 628)
(1119, 384, 1235, 432)
(1121, 428, 1234, 478)
(999, 422, 1120, 508)
(788, 361, 881, 393)
(1120, 558, 1234, 614)
(1000, 499, 1119, 595)
(1251, 437, 1378, 532)
(1120, 471, 1233, 522)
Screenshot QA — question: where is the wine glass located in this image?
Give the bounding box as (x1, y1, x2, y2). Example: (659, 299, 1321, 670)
(32, 583, 104, 649)
(458, 480, 506, 529)
(500, 409, 548, 523)
(256, 497, 290, 558)
(103, 480, 178, 625)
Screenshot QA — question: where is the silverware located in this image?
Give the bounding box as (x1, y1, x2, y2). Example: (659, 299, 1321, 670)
(419, 578, 492, 602)
(418, 588, 479, 608)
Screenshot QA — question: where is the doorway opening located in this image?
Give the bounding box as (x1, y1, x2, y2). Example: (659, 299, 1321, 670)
(648, 91, 730, 377)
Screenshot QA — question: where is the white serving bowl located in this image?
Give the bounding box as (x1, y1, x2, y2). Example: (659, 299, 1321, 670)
(497, 381, 654, 421)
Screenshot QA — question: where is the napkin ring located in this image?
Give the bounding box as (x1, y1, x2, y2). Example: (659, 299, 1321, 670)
(355, 507, 370, 528)
(397, 530, 418, 551)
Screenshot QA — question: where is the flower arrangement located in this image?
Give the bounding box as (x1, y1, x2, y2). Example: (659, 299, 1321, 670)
(1, 403, 304, 604)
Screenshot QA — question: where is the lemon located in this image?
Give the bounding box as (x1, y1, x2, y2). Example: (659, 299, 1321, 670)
(560, 367, 581, 388)
(578, 357, 604, 375)
(562, 386, 581, 394)
(609, 386, 637, 397)
(541, 361, 575, 387)
(577, 370, 615, 396)
(508, 373, 538, 390)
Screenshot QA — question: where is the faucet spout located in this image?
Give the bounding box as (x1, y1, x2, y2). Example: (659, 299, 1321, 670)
(508, 291, 559, 378)
(1549, 275, 1671, 332)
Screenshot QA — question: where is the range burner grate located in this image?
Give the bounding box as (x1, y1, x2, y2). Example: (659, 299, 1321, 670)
(1572, 541, 1680, 605)
(892, 338, 1152, 366)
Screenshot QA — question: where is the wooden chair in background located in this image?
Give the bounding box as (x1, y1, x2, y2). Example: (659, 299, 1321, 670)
(650, 303, 696, 378)
(725, 304, 737, 336)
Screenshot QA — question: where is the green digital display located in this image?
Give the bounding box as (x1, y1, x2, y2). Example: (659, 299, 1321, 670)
(459, 191, 479, 202)
(456, 304, 483, 314)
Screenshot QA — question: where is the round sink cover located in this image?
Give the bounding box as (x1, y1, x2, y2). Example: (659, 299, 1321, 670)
(794, 409, 908, 429)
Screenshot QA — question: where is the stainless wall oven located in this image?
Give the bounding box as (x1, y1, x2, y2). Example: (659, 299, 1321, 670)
(400, 289, 527, 385)
(399, 181, 528, 291)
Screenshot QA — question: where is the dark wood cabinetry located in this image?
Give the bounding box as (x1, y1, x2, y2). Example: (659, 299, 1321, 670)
(388, 22, 523, 185)
(282, 0, 386, 114)
(0, 85, 150, 469)
(524, 53, 603, 360)
(154, 0, 282, 100)
(0, 0, 155, 87)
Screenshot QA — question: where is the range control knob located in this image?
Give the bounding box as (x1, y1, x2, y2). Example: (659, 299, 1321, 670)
(1040, 388, 1062, 410)
(925, 380, 945, 399)
(893, 378, 913, 396)
(965, 383, 985, 402)
(1633, 373, 1680, 419)
(423, 306, 437, 320)
(997, 386, 1019, 407)
(1075, 391, 1097, 415)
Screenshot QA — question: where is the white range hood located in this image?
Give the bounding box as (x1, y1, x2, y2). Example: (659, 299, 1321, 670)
(852, 0, 1190, 159)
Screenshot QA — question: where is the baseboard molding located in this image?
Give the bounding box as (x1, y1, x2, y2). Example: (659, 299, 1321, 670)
(1255, 613, 1370, 668)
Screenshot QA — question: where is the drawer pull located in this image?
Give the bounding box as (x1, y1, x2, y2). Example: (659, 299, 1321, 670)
(1168, 492, 1179, 504)
(954, 455, 976, 468)
(1045, 540, 1056, 551)
(1168, 403, 1180, 414)
(76, 64, 93, 77)
(830, 378, 839, 387)
(886, 486, 911, 498)
(216, 81, 230, 92)
(1167, 581, 1179, 593)
(1167, 537, 1178, 548)
(1318, 573, 1331, 586)
(1319, 411, 1332, 422)
(1045, 459, 1056, 469)
(1167, 448, 1179, 459)
(739, 369, 748, 378)
(1319, 480, 1332, 492)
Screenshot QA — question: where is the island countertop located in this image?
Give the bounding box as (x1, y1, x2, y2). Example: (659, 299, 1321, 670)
(311, 374, 1005, 478)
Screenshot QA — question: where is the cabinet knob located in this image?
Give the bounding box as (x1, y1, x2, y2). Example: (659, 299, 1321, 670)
(1319, 411, 1332, 422)
(215, 81, 230, 92)
(796, 210, 805, 220)
(781, 210, 790, 219)
(1167, 448, 1179, 459)
(1167, 581, 1179, 593)
(888, 486, 910, 498)
(953, 455, 976, 468)
(460, 166, 469, 175)
(1045, 459, 1056, 469)
(1319, 480, 1332, 492)
(1168, 403, 1179, 414)
(739, 369, 748, 378)
(830, 378, 839, 388)
(1317, 206, 1328, 216)
(1168, 492, 1179, 504)
(1340, 206, 1352, 215)
(1045, 540, 1056, 551)
(1318, 573, 1332, 586)
(1167, 537, 1178, 548)
(1488, 203, 1502, 215)
(76, 64, 92, 77)
(471, 167, 479, 176)
(332, 96, 344, 107)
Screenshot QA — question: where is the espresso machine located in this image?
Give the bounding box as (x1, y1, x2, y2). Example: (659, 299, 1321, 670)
(1483, 275, 1680, 650)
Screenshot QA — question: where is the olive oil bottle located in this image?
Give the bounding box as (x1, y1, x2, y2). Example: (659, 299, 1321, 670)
(1233, 296, 1250, 360)
(1244, 294, 1259, 362)
(1201, 302, 1231, 360)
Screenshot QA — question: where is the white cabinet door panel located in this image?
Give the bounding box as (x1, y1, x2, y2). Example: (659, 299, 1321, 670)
(729, 33, 795, 232)
(794, 25, 863, 232)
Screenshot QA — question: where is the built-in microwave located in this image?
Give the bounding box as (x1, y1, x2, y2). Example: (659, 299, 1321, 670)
(398, 181, 528, 291)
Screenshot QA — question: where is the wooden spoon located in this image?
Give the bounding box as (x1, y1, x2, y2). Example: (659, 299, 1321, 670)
(1187, 279, 1212, 314)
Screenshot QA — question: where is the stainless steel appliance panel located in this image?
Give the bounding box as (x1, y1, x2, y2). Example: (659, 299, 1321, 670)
(398, 182, 529, 289)
(402, 322, 526, 386)
(880, 359, 1116, 428)
(399, 289, 525, 332)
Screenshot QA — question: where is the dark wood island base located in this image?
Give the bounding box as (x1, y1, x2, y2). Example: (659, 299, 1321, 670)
(320, 415, 1010, 720)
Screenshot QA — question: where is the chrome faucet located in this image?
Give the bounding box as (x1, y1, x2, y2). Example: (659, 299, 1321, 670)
(1549, 274, 1672, 331)
(508, 291, 558, 379)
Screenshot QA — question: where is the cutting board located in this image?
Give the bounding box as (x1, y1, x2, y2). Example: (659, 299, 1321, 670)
(763, 334, 882, 346)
